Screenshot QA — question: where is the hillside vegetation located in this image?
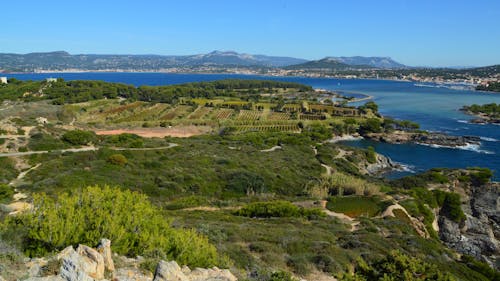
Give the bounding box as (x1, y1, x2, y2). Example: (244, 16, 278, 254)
(0, 79, 498, 281)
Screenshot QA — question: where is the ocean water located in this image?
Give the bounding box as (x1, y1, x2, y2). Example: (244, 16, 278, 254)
(7, 72, 500, 179)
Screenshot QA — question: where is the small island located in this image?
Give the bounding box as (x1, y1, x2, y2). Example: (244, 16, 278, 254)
(461, 103, 500, 124)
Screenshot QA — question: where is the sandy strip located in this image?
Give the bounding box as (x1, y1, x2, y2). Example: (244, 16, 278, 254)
(94, 126, 212, 138)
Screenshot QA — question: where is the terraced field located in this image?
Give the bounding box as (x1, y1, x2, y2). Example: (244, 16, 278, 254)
(211, 108, 234, 120)
(267, 112, 291, 121)
(161, 105, 194, 120)
(187, 106, 213, 119)
(236, 110, 262, 121)
(232, 123, 300, 133)
(67, 98, 363, 135)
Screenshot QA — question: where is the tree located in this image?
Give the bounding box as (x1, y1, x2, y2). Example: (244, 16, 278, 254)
(359, 118, 382, 135)
(359, 101, 378, 114)
(62, 130, 96, 145)
(107, 154, 128, 166)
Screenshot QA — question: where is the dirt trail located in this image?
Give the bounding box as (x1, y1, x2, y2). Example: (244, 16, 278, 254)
(0, 143, 179, 157)
(321, 164, 332, 176)
(9, 163, 41, 187)
(260, 146, 282, 152)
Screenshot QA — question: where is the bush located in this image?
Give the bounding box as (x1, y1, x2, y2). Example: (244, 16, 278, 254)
(359, 118, 382, 135)
(1, 186, 220, 267)
(339, 250, 456, 281)
(269, 271, 298, 281)
(61, 130, 96, 145)
(0, 184, 14, 203)
(468, 167, 493, 186)
(234, 201, 324, 219)
(440, 192, 465, 223)
(365, 146, 376, 164)
(461, 255, 500, 281)
(226, 171, 265, 195)
(107, 154, 128, 166)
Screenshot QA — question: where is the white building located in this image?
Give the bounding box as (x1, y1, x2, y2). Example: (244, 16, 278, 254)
(0, 77, 7, 84)
(46, 78, 57, 83)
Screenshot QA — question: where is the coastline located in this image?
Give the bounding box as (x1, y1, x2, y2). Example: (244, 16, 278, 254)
(3, 70, 488, 91)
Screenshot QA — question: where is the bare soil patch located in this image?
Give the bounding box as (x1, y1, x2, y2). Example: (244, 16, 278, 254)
(94, 126, 212, 138)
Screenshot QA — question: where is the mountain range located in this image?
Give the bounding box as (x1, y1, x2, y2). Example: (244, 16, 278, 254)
(0, 51, 409, 72)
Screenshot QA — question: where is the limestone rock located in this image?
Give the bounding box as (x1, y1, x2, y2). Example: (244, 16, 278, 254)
(153, 261, 237, 281)
(97, 238, 115, 272)
(189, 267, 237, 281)
(115, 268, 153, 281)
(153, 260, 188, 281)
(438, 183, 500, 270)
(56, 245, 105, 281)
(76, 244, 105, 279)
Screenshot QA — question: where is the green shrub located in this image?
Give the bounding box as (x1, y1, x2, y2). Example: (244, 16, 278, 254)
(1, 185, 220, 267)
(28, 133, 67, 151)
(0, 184, 14, 203)
(107, 154, 128, 166)
(225, 170, 265, 195)
(461, 255, 500, 281)
(61, 130, 96, 145)
(234, 201, 324, 219)
(365, 146, 376, 164)
(269, 271, 298, 281)
(430, 171, 449, 184)
(339, 250, 456, 281)
(468, 167, 493, 186)
(441, 193, 465, 223)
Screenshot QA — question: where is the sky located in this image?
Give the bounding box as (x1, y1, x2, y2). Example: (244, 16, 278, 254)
(2, 0, 500, 67)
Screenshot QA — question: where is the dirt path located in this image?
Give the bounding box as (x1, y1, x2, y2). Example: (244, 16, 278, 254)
(260, 146, 282, 152)
(9, 163, 41, 187)
(321, 164, 332, 176)
(0, 146, 98, 157)
(111, 143, 178, 151)
(0, 143, 179, 157)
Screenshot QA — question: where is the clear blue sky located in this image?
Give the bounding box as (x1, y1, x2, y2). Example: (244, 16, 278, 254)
(2, 0, 499, 67)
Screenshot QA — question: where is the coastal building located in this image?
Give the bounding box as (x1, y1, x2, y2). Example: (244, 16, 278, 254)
(0, 77, 7, 84)
(46, 78, 57, 83)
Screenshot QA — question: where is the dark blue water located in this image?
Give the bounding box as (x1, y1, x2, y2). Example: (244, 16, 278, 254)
(7, 73, 500, 179)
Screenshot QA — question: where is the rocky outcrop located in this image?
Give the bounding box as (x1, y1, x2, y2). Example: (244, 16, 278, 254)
(96, 239, 114, 273)
(438, 183, 499, 270)
(365, 153, 401, 175)
(365, 131, 481, 147)
(23, 239, 237, 281)
(153, 260, 237, 281)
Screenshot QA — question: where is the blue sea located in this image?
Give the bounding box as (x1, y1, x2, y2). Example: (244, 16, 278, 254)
(7, 72, 500, 180)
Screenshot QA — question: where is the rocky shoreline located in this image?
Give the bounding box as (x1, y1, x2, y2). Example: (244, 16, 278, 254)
(364, 130, 481, 148)
(460, 108, 500, 125)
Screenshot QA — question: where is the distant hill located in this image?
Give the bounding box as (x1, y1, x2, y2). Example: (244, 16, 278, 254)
(285, 58, 373, 70)
(464, 64, 500, 76)
(328, 56, 407, 69)
(0, 51, 307, 72)
(285, 56, 407, 70)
